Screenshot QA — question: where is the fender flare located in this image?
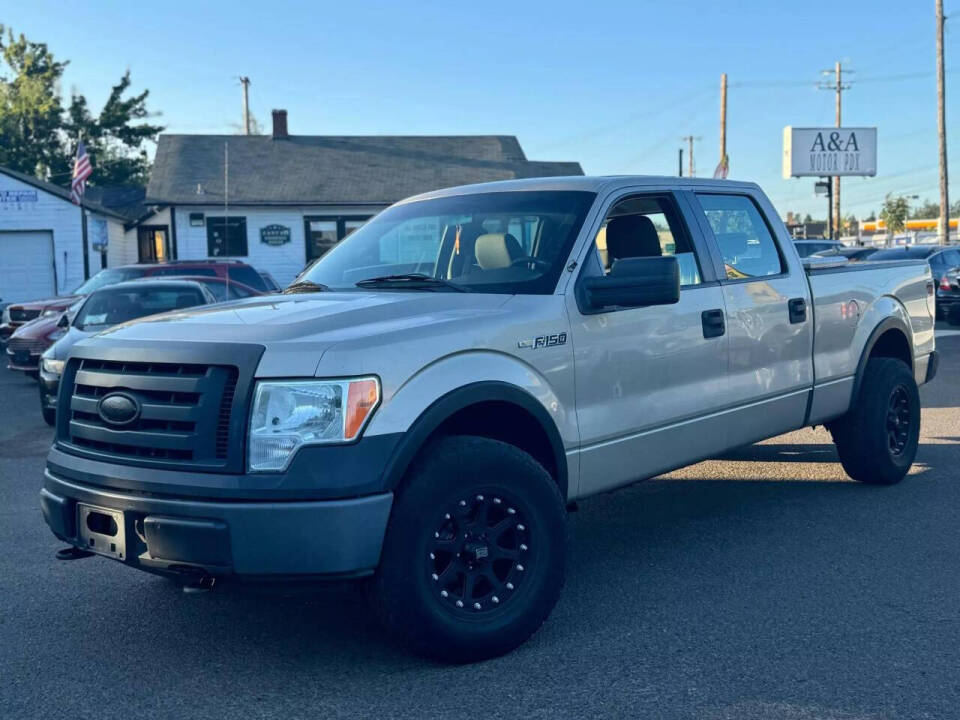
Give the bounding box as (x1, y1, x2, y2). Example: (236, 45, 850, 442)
(851, 316, 913, 401)
(380, 381, 568, 498)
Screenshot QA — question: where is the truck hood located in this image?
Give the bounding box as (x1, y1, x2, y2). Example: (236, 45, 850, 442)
(76, 291, 513, 376)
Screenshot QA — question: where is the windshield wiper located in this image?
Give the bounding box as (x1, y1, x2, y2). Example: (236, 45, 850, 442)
(355, 273, 469, 292)
(283, 280, 331, 294)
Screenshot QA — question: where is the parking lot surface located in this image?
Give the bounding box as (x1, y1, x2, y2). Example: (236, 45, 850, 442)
(2, 329, 960, 719)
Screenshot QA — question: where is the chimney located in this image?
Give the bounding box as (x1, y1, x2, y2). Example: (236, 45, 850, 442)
(271, 109, 288, 139)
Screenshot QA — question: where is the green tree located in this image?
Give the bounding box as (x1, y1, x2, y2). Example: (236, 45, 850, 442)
(880, 194, 910, 236)
(910, 199, 941, 219)
(62, 71, 164, 186)
(0, 25, 163, 187)
(0, 26, 67, 176)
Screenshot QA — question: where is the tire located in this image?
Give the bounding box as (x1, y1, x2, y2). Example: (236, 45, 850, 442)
(42, 407, 55, 427)
(829, 357, 920, 485)
(371, 435, 567, 663)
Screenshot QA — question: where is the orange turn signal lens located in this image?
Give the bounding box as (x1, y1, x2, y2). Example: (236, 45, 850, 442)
(345, 378, 380, 440)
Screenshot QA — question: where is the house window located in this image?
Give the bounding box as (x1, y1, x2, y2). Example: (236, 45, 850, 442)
(304, 216, 372, 263)
(207, 217, 248, 257)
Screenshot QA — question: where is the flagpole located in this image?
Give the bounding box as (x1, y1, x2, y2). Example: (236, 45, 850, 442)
(76, 134, 90, 282)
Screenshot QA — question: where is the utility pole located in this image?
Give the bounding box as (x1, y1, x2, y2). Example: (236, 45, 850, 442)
(239, 76, 251, 135)
(678, 148, 684, 177)
(718, 72, 728, 177)
(818, 62, 852, 239)
(936, 0, 950, 244)
(681, 135, 701, 177)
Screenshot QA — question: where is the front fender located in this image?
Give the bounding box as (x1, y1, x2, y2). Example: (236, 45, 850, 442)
(367, 350, 576, 448)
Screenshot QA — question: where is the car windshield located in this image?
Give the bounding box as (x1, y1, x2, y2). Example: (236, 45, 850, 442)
(297, 190, 596, 294)
(74, 285, 206, 330)
(71, 268, 146, 295)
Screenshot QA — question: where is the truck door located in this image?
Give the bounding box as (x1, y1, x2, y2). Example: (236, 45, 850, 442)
(566, 191, 732, 498)
(688, 190, 814, 446)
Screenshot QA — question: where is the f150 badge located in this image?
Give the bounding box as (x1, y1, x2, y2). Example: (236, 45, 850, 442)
(518, 332, 567, 349)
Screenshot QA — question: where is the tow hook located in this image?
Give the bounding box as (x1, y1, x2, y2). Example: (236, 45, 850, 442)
(178, 569, 216, 594)
(55, 546, 95, 560)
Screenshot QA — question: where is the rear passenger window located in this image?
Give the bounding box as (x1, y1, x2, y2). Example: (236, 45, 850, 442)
(594, 195, 702, 286)
(698, 194, 785, 280)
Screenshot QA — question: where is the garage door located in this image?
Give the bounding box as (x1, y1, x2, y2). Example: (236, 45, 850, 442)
(0, 231, 55, 303)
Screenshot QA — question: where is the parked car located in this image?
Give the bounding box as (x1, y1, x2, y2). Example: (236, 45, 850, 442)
(793, 239, 844, 257)
(38, 279, 217, 426)
(5, 260, 268, 375)
(134, 275, 264, 303)
(869, 245, 960, 321)
(2, 259, 269, 343)
(5, 298, 83, 378)
(40, 177, 936, 662)
(812, 246, 880, 262)
(259, 271, 281, 292)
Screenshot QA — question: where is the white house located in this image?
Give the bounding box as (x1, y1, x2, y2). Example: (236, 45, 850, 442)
(0, 167, 142, 303)
(145, 110, 583, 287)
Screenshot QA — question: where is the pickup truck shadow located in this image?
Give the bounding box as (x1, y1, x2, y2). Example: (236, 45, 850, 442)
(112, 438, 955, 673)
(717, 438, 954, 468)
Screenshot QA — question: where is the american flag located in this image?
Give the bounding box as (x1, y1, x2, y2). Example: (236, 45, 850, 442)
(70, 140, 92, 205)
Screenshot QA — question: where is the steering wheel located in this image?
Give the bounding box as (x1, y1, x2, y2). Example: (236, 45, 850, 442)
(510, 256, 550, 271)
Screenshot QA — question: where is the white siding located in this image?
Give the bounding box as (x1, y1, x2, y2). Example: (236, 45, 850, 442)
(0, 173, 85, 299)
(172, 205, 383, 286)
(0, 172, 141, 299)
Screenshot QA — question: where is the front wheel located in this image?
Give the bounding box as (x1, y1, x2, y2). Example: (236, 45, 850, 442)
(829, 357, 920, 485)
(371, 435, 567, 663)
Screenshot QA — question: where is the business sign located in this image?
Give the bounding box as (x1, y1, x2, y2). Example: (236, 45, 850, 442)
(260, 224, 291, 246)
(0, 190, 38, 203)
(90, 217, 109, 252)
(782, 126, 877, 178)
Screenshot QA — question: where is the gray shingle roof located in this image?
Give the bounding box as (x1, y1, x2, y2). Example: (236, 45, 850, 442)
(146, 134, 583, 206)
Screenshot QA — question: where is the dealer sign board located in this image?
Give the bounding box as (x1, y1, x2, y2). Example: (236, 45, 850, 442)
(782, 127, 877, 178)
(260, 224, 291, 246)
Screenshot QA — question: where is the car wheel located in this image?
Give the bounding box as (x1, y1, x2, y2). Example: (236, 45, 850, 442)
(829, 357, 920, 485)
(371, 435, 567, 663)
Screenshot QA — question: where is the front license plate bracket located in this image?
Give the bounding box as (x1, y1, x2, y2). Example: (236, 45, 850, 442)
(77, 504, 126, 561)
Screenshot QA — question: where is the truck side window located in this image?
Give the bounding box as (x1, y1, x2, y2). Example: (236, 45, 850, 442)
(697, 194, 785, 280)
(594, 195, 702, 286)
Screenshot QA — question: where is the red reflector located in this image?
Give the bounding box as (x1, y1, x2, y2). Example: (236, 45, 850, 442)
(941, 275, 952, 291)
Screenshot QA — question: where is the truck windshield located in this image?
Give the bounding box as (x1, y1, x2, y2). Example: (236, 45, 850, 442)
(297, 190, 596, 294)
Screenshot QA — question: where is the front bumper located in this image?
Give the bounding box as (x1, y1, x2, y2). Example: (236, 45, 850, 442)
(6, 346, 41, 371)
(42, 470, 393, 577)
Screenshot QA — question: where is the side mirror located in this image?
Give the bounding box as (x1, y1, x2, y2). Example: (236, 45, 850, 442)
(57, 313, 70, 329)
(580, 255, 680, 312)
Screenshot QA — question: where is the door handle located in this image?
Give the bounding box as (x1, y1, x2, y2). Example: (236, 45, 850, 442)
(701, 308, 725, 338)
(788, 297, 807, 324)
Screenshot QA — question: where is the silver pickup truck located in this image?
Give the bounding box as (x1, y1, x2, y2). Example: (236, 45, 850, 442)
(41, 177, 937, 662)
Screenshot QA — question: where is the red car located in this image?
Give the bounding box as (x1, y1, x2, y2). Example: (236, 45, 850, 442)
(4, 260, 269, 375)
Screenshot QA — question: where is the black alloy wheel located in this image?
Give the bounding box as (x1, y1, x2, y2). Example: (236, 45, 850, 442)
(427, 492, 531, 614)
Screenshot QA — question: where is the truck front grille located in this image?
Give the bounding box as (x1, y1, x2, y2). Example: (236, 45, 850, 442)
(7, 337, 47, 356)
(61, 358, 240, 471)
(9, 307, 41, 323)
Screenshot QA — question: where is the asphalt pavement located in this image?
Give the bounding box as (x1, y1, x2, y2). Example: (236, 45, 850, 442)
(2, 329, 960, 719)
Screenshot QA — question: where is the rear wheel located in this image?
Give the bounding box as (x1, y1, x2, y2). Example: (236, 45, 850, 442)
(41, 407, 55, 426)
(829, 357, 920, 485)
(371, 435, 567, 663)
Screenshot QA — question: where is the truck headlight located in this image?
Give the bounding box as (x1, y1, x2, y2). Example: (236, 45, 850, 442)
(247, 377, 380, 472)
(41, 357, 65, 376)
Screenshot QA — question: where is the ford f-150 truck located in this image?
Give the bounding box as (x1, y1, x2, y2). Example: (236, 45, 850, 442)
(41, 177, 937, 662)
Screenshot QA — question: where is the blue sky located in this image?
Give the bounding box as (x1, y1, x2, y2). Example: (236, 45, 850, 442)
(4, 0, 957, 219)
